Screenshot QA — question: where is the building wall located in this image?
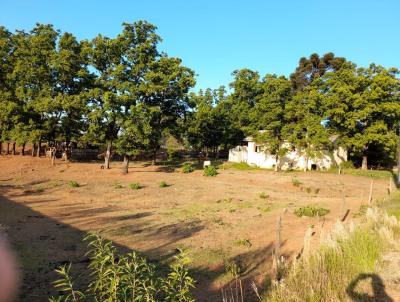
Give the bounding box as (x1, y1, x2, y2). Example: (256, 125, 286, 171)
(229, 142, 347, 170)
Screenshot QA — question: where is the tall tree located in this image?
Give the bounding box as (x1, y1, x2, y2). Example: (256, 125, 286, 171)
(250, 74, 292, 171)
(290, 52, 346, 91)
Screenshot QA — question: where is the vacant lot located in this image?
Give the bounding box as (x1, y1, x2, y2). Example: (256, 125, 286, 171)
(0, 156, 392, 301)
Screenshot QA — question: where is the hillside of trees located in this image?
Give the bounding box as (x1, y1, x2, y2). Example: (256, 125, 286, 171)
(0, 22, 399, 171)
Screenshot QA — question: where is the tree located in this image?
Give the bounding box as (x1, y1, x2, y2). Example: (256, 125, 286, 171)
(284, 82, 331, 171)
(115, 104, 162, 174)
(11, 24, 59, 157)
(290, 52, 346, 91)
(53, 32, 92, 149)
(250, 74, 292, 171)
(323, 63, 400, 169)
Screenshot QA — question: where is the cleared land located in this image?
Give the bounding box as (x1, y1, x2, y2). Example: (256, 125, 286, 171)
(0, 156, 393, 301)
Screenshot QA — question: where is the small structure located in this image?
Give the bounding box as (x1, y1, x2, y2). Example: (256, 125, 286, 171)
(229, 135, 347, 170)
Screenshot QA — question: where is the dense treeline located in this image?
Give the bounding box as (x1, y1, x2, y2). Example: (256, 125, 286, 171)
(0, 22, 399, 171)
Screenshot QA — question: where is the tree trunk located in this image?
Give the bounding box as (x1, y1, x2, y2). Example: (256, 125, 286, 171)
(275, 154, 280, 172)
(12, 142, 16, 155)
(6, 142, 10, 155)
(122, 155, 129, 174)
(361, 155, 368, 170)
(31, 143, 36, 157)
(104, 141, 111, 169)
(37, 140, 41, 157)
(304, 156, 308, 172)
(21, 143, 25, 156)
(152, 149, 157, 165)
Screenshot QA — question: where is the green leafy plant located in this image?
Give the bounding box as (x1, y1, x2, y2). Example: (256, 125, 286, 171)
(68, 181, 80, 188)
(182, 163, 194, 173)
(235, 238, 252, 248)
(294, 205, 330, 217)
(129, 182, 141, 190)
(159, 181, 168, 188)
(50, 234, 195, 302)
(203, 165, 218, 177)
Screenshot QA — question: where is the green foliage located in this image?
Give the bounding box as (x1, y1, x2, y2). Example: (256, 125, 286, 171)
(129, 183, 141, 190)
(235, 238, 252, 248)
(182, 163, 194, 173)
(294, 205, 330, 217)
(339, 161, 355, 169)
(259, 192, 269, 199)
(68, 181, 80, 188)
(167, 149, 180, 161)
(159, 181, 168, 188)
(50, 234, 195, 302)
(203, 165, 218, 177)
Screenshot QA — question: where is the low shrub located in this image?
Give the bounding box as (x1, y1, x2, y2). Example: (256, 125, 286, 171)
(182, 162, 194, 173)
(167, 149, 180, 161)
(294, 205, 330, 217)
(68, 181, 80, 188)
(129, 182, 141, 190)
(203, 165, 218, 177)
(259, 192, 269, 199)
(159, 181, 168, 188)
(50, 234, 195, 302)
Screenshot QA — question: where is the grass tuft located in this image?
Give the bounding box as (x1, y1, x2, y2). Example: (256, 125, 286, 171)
(129, 183, 141, 190)
(159, 181, 168, 188)
(294, 205, 329, 217)
(68, 181, 80, 188)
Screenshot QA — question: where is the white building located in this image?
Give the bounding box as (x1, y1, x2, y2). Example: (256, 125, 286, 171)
(229, 135, 347, 171)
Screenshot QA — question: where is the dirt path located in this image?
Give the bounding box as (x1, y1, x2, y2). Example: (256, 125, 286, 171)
(0, 156, 391, 301)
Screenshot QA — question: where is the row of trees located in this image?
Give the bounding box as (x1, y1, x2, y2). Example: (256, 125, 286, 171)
(0, 22, 399, 171)
(185, 54, 400, 170)
(0, 22, 195, 172)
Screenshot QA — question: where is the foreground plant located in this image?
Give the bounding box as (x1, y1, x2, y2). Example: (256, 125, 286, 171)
(203, 165, 218, 177)
(50, 234, 195, 302)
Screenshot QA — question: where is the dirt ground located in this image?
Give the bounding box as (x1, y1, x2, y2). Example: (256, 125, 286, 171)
(0, 156, 392, 301)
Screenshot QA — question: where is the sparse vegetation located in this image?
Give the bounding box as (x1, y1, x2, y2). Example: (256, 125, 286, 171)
(182, 162, 194, 173)
(235, 238, 252, 248)
(265, 207, 399, 302)
(291, 178, 302, 187)
(259, 192, 269, 199)
(294, 205, 330, 217)
(50, 234, 195, 302)
(129, 182, 141, 190)
(159, 181, 168, 188)
(203, 165, 218, 177)
(68, 181, 80, 188)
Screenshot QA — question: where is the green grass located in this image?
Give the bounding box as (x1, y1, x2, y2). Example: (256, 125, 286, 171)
(327, 168, 394, 179)
(129, 182, 141, 190)
(68, 181, 80, 188)
(294, 205, 330, 217)
(265, 216, 388, 301)
(224, 162, 261, 171)
(159, 181, 168, 188)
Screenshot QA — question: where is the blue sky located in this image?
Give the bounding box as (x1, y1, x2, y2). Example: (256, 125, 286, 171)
(1, 0, 399, 90)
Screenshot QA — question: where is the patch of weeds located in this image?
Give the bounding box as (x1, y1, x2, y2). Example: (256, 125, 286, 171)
(182, 162, 194, 173)
(68, 181, 80, 188)
(292, 178, 302, 187)
(159, 181, 168, 188)
(259, 192, 269, 199)
(229, 208, 236, 213)
(305, 187, 312, 194)
(203, 165, 218, 177)
(314, 188, 320, 194)
(114, 182, 124, 189)
(235, 238, 252, 248)
(224, 259, 244, 278)
(353, 204, 369, 218)
(258, 206, 272, 213)
(129, 183, 141, 190)
(212, 217, 224, 226)
(294, 205, 330, 217)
